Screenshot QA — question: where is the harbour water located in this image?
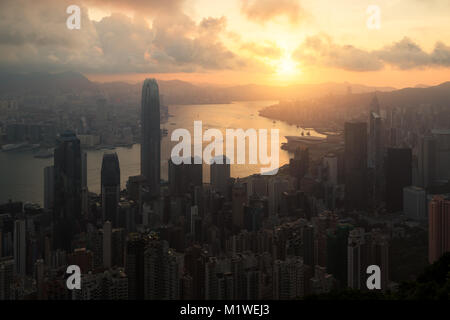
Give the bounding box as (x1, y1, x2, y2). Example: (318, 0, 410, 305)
(0, 101, 321, 205)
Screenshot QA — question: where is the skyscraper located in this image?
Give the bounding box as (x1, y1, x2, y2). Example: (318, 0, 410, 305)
(344, 122, 368, 211)
(141, 79, 160, 198)
(101, 152, 120, 225)
(13, 219, 26, 277)
(385, 148, 412, 212)
(428, 195, 450, 264)
(53, 131, 82, 250)
(210, 155, 231, 197)
(43, 166, 54, 211)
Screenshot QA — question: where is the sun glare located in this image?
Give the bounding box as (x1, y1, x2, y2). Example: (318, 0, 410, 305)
(276, 56, 298, 76)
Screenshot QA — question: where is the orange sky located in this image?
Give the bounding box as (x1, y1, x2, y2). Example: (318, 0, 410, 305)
(2, 0, 450, 88)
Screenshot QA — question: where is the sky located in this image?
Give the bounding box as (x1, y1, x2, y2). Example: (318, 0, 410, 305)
(0, 0, 450, 87)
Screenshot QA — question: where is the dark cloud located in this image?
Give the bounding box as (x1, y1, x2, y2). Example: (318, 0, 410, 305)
(0, 0, 248, 74)
(375, 37, 450, 69)
(293, 35, 383, 72)
(293, 35, 450, 71)
(240, 0, 307, 25)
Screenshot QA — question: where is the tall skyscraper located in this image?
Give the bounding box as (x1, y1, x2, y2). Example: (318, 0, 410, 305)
(232, 181, 247, 229)
(289, 147, 309, 189)
(385, 148, 412, 212)
(43, 165, 54, 211)
(210, 155, 231, 197)
(403, 186, 427, 220)
(418, 135, 437, 188)
(344, 122, 368, 211)
(0, 257, 14, 300)
(141, 79, 160, 198)
(53, 131, 82, 250)
(103, 221, 112, 269)
(13, 219, 26, 277)
(168, 157, 202, 197)
(428, 195, 450, 264)
(101, 152, 121, 225)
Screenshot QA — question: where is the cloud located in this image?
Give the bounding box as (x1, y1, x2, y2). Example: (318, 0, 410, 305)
(0, 1, 252, 74)
(293, 35, 450, 71)
(82, 0, 184, 16)
(375, 37, 450, 69)
(240, 41, 282, 59)
(240, 0, 307, 25)
(293, 35, 383, 72)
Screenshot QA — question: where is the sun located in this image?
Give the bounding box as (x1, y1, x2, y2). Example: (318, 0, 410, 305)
(275, 55, 298, 76)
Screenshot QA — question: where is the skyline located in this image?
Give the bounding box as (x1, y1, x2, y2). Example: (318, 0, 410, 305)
(1, 0, 450, 87)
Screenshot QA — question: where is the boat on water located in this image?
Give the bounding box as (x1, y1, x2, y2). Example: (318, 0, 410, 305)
(1, 142, 32, 152)
(34, 148, 54, 159)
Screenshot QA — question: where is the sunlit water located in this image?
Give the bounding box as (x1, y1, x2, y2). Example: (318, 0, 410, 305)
(0, 101, 321, 205)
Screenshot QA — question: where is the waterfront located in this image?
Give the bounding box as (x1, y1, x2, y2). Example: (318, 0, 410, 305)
(0, 100, 321, 205)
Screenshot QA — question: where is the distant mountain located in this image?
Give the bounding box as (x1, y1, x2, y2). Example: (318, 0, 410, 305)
(333, 81, 450, 109)
(0, 71, 97, 95)
(1, 71, 448, 109)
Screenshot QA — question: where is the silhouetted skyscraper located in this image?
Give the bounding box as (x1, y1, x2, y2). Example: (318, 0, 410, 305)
(428, 195, 450, 264)
(101, 152, 120, 225)
(13, 219, 26, 277)
(344, 122, 368, 211)
(44, 166, 54, 211)
(210, 155, 230, 197)
(54, 131, 82, 250)
(385, 148, 412, 212)
(141, 79, 160, 198)
(168, 157, 202, 197)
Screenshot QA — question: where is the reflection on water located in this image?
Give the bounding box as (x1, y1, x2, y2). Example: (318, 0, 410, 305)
(0, 101, 319, 205)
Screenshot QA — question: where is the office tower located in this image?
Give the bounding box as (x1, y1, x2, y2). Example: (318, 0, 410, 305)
(385, 148, 412, 212)
(101, 152, 121, 225)
(323, 153, 338, 185)
(303, 224, 315, 266)
(431, 129, 450, 183)
(289, 147, 309, 189)
(144, 236, 180, 299)
(344, 122, 368, 211)
(210, 155, 231, 197)
(103, 221, 112, 269)
(125, 233, 147, 299)
(370, 230, 389, 292)
(81, 151, 89, 217)
(141, 79, 161, 198)
(347, 228, 366, 290)
(368, 108, 383, 207)
(428, 195, 450, 264)
(327, 223, 353, 288)
(0, 257, 14, 300)
(43, 166, 54, 211)
(273, 256, 304, 300)
(244, 204, 263, 232)
(369, 95, 380, 114)
(403, 186, 427, 220)
(112, 228, 125, 267)
(13, 219, 26, 277)
(232, 182, 247, 229)
(268, 176, 291, 216)
(53, 131, 82, 250)
(168, 157, 202, 197)
(417, 135, 437, 188)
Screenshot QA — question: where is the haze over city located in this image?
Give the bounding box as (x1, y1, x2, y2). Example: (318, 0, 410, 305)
(0, 0, 449, 306)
